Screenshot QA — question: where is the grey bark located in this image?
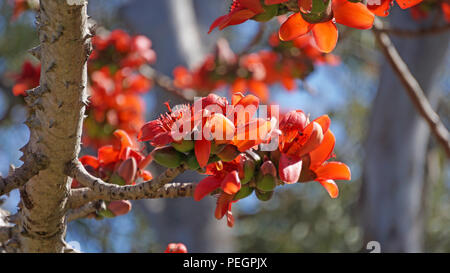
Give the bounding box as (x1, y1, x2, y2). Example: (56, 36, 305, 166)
(361, 9, 450, 252)
(14, 0, 90, 252)
(120, 0, 233, 252)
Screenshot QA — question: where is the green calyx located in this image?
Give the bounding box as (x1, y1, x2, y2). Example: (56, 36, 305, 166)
(152, 146, 185, 168)
(172, 140, 194, 153)
(300, 0, 333, 24)
(252, 4, 279, 22)
(255, 189, 274, 201)
(233, 185, 254, 200)
(256, 174, 276, 192)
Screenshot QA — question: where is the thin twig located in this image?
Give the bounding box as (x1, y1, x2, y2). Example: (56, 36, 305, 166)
(67, 200, 103, 222)
(239, 23, 266, 56)
(373, 18, 450, 157)
(378, 23, 450, 38)
(140, 64, 195, 102)
(67, 160, 187, 208)
(0, 154, 49, 196)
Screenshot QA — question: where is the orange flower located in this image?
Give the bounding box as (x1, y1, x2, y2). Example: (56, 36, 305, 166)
(298, 129, 351, 198)
(73, 129, 152, 188)
(367, 0, 423, 17)
(277, 110, 331, 183)
(279, 0, 374, 52)
(164, 243, 188, 253)
(12, 61, 40, 96)
(209, 0, 264, 33)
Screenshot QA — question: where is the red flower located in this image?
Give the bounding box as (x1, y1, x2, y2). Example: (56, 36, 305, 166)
(73, 129, 152, 188)
(209, 0, 264, 33)
(194, 168, 241, 228)
(367, 0, 423, 17)
(279, 0, 374, 52)
(298, 129, 351, 198)
(277, 110, 331, 183)
(139, 93, 272, 168)
(164, 243, 188, 253)
(12, 61, 40, 96)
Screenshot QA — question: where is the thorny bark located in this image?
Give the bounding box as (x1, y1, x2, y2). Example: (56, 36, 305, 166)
(14, 0, 90, 252)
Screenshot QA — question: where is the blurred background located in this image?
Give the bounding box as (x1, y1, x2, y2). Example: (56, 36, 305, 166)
(0, 0, 449, 252)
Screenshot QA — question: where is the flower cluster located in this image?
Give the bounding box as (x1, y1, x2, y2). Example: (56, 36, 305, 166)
(139, 93, 274, 169)
(173, 33, 338, 102)
(409, 0, 450, 22)
(140, 93, 350, 227)
(11, 29, 156, 148)
(84, 29, 156, 148)
(73, 130, 153, 219)
(193, 110, 350, 227)
(209, 0, 424, 53)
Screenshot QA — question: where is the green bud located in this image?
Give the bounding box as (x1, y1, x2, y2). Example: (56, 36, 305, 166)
(252, 4, 279, 22)
(152, 146, 185, 168)
(255, 189, 274, 201)
(171, 140, 194, 153)
(98, 209, 115, 218)
(241, 158, 256, 185)
(185, 153, 200, 170)
(211, 142, 226, 155)
(233, 185, 254, 200)
(256, 174, 276, 192)
(208, 155, 221, 164)
(217, 144, 240, 162)
(109, 173, 126, 186)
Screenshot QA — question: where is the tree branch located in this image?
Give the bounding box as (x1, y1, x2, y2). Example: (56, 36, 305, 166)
(239, 23, 266, 56)
(67, 160, 187, 208)
(373, 19, 450, 157)
(0, 154, 49, 196)
(66, 200, 103, 222)
(140, 64, 195, 102)
(378, 23, 450, 38)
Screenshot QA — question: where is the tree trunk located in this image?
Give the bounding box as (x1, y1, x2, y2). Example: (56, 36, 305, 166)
(120, 0, 233, 252)
(361, 9, 450, 252)
(16, 0, 89, 252)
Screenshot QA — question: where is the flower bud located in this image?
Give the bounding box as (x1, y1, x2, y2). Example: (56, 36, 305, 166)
(240, 157, 256, 185)
(233, 185, 254, 200)
(217, 144, 240, 162)
(252, 4, 279, 22)
(301, 0, 333, 24)
(107, 200, 132, 217)
(97, 208, 115, 218)
(256, 174, 276, 192)
(185, 152, 200, 170)
(255, 189, 274, 201)
(210, 142, 226, 155)
(151, 146, 185, 168)
(245, 150, 261, 164)
(260, 160, 277, 177)
(171, 140, 194, 153)
(117, 157, 137, 185)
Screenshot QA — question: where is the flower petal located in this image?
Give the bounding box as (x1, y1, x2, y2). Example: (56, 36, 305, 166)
(333, 0, 374, 29)
(279, 13, 312, 41)
(221, 171, 241, 195)
(279, 153, 303, 184)
(318, 179, 339, 198)
(195, 139, 212, 168)
(309, 130, 335, 169)
(314, 161, 351, 180)
(311, 21, 338, 53)
(194, 176, 222, 201)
